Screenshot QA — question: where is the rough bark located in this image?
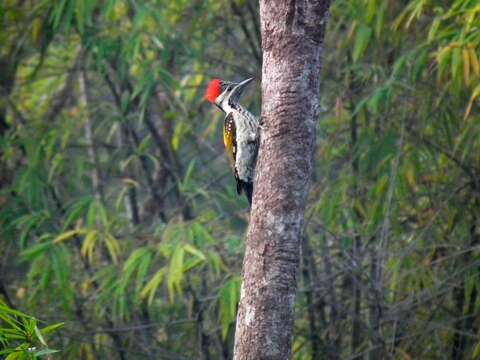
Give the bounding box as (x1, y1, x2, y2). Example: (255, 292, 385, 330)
(233, 1, 331, 359)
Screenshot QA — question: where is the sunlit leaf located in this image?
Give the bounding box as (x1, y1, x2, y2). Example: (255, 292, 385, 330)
(464, 84, 480, 120)
(141, 268, 167, 305)
(104, 233, 120, 264)
(167, 244, 184, 302)
(53, 229, 83, 244)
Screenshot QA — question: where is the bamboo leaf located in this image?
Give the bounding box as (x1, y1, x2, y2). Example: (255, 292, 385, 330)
(34, 326, 46, 346)
(352, 24, 372, 62)
(5, 351, 25, 360)
(218, 277, 240, 339)
(473, 341, 480, 360)
(53, 229, 83, 244)
(140, 268, 166, 305)
(35, 348, 60, 356)
(76, 0, 85, 34)
(39, 322, 64, 335)
(405, 163, 416, 189)
(469, 47, 480, 77)
(121, 247, 153, 301)
(167, 244, 185, 302)
(436, 46, 451, 80)
(451, 47, 462, 84)
(191, 223, 215, 246)
(183, 243, 206, 261)
(464, 84, 480, 120)
(427, 18, 441, 43)
(135, 251, 153, 300)
(463, 47, 470, 85)
(104, 233, 120, 264)
(63, 197, 93, 230)
(81, 230, 98, 263)
(21, 241, 53, 261)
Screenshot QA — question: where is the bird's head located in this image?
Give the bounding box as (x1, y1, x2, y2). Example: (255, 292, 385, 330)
(205, 77, 254, 112)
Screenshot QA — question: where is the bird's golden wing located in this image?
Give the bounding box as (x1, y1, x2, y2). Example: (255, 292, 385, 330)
(223, 113, 236, 166)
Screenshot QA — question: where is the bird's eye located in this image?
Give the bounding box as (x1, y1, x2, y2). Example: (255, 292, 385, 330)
(226, 86, 232, 91)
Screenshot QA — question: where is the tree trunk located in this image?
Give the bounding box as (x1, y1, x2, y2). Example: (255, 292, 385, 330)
(233, 1, 331, 359)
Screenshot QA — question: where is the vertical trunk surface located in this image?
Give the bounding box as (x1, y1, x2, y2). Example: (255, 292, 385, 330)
(233, 1, 331, 359)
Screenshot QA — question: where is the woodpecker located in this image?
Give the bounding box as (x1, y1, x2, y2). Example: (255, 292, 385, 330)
(205, 77, 260, 205)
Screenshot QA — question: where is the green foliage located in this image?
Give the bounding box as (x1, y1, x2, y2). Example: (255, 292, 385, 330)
(308, 0, 480, 357)
(218, 276, 240, 340)
(0, 301, 63, 359)
(1, 0, 479, 358)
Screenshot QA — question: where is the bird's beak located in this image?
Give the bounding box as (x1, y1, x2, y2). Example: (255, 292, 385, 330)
(229, 77, 254, 103)
(238, 77, 254, 88)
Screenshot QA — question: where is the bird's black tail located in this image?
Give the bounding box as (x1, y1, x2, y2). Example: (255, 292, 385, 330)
(236, 179, 253, 205)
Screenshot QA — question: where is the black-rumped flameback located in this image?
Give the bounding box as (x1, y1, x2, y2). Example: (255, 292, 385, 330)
(205, 77, 260, 205)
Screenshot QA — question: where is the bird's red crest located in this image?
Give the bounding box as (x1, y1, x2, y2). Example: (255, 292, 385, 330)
(205, 79, 222, 103)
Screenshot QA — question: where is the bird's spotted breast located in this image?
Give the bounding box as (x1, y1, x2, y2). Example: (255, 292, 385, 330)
(223, 113, 236, 164)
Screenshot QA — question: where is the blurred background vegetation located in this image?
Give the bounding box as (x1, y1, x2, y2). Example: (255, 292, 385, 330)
(0, 0, 479, 359)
